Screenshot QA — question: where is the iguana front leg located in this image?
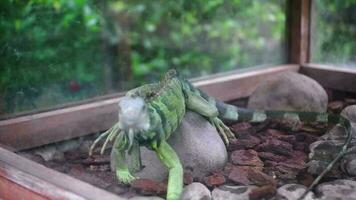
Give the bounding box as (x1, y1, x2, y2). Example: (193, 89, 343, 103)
(112, 132, 136, 184)
(185, 91, 236, 145)
(153, 141, 183, 200)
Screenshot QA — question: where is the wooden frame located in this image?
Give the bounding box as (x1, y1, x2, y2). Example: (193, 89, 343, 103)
(287, 0, 311, 64)
(1, 0, 356, 199)
(0, 147, 123, 200)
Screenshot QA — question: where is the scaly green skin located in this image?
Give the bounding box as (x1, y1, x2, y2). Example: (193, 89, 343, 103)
(90, 70, 352, 200)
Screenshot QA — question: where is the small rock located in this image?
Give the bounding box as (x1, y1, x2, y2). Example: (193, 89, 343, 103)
(341, 105, 356, 122)
(231, 122, 253, 134)
(211, 185, 257, 200)
(309, 140, 344, 161)
(204, 171, 226, 187)
(227, 166, 275, 186)
(340, 154, 356, 176)
(264, 152, 307, 180)
(276, 184, 314, 200)
(316, 179, 356, 199)
(56, 137, 83, 152)
(78, 140, 93, 154)
(257, 138, 293, 156)
(249, 185, 276, 200)
(131, 179, 167, 196)
(33, 145, 59, 161)
(258, 152, 287, 162)
(321, 125, 348, 141)
(228, 134, 261, 151)
(248, 72, 328, 112)
(230, 150, 264, 167)
(307, 160, 341, 177)
(181, 182, 211, 200)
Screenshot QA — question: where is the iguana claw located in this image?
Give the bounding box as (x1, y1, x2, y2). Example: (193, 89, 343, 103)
(211, 117, 236, 146)
(117, 170, 136, 184)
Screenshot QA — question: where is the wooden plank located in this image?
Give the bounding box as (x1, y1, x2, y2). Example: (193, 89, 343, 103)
(0, 162, 82, 200)
(195, 65, 300, 102)
(300, 64, 356, 93)
(0, 147, 124, 200)
(0, 65, 299, 150)
(287, 0, 311, 64)
(0, 177, 50, 200)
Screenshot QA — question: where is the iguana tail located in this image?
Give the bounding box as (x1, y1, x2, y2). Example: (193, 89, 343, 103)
(182, 79, 352, 199)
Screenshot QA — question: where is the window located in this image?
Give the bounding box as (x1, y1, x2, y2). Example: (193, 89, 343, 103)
(0, 0, 287, 117)
(310, 0, 356, 67)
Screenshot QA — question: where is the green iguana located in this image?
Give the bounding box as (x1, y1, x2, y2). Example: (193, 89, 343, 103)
(89, 70, 352, 200)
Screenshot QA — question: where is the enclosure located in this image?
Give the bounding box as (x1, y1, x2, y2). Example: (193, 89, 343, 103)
(1, 0, 356, 199)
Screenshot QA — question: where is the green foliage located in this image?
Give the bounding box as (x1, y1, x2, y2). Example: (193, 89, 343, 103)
(116, 0, 287, 83)
(0, 0, 104, 113)
(311, 0, 356, 66)
(0, 0, 287, 115)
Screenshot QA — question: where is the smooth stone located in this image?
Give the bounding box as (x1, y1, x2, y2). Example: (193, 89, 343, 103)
(276, 184, 315, 200)
(341, 154, 356, 176)
(341, 105, 356, 122)
(211, 185, 257, 200)
(181, 182, 211, 200)
(248, 72, 328, 112)
(111, 111, 228, 181)
(315, 179, 356, 200)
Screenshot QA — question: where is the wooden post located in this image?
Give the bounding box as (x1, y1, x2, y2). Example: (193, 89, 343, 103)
(288, 0, 311, 64)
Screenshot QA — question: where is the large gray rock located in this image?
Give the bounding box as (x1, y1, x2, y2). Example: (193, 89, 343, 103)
(315, 179, 356, 200)
(341, 105, 356, 122)
(276, 184, 315, 200)
(181, 182, 211, 200)
(248, 72, 328, 112)
(211, 185, 257, 200)
(112, 111, 228, 181)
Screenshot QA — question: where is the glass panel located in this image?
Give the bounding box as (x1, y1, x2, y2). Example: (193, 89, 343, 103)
(311, 0, 356, 67)
(0, 0, 287, 117)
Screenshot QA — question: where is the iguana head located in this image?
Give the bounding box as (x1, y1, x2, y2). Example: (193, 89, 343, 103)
(118, 96, 150, 148)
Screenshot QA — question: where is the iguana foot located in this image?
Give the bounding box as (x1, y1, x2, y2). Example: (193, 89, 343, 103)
(167, 193, 181, 200)
(211, 117, 236, 146)
(116, 169, 136, 184)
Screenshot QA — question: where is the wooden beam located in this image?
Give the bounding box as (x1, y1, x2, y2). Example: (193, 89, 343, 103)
(194, 65, 300, 102)
(300, 64, 356, 93)
(0, 147, 124, 200)
(288, 0, 311, 64)
(0, 65, 299, 150)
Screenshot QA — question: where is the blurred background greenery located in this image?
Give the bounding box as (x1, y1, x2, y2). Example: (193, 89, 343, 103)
(0, 0, 355, 116)
(311, 0, 356, 66)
